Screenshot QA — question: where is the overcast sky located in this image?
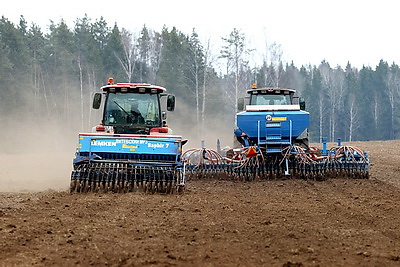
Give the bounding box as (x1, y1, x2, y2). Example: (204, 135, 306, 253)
(2, 0, 399, 68)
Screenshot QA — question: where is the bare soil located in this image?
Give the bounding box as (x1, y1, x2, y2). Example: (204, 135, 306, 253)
(1, 140, 400, 266)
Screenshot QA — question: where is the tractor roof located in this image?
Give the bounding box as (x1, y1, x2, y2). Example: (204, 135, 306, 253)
(101, 82, 167, 94)
(246, 88, 296, 94)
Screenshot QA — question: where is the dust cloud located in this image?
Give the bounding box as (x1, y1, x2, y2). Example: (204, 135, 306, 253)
(168, 100, 235, 151)
(0, 119, 77, 192)
(0, 93, 235, 192)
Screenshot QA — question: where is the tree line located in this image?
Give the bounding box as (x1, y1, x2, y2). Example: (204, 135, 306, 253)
(1, 15, 399, 145)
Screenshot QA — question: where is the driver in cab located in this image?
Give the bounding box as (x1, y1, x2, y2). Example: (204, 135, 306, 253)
(129, 102, 145, 124)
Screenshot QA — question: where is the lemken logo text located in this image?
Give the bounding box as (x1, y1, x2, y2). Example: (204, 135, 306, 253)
(91, 140, 117, 147)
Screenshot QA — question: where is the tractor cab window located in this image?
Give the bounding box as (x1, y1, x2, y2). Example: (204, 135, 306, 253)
(250, 93, 292, 105)
(104, 93, 160, 127)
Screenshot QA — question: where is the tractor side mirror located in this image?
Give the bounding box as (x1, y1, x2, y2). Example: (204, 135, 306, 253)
(237, 97, 245, 111)
(299, 97, 306, 110)
(167, 95, 175, 111)
(93, 93, 102, 109)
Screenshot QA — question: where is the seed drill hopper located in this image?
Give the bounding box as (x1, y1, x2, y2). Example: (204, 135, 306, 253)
(183, 85, 369, 180)
(70, 78, 186, 193)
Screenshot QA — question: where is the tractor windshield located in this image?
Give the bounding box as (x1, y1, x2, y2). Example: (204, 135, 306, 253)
(250, 93, 292, 105)
(104, 93, 161, 127)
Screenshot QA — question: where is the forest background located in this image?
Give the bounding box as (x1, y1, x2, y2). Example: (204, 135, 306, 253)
(1, 15, 399, 153)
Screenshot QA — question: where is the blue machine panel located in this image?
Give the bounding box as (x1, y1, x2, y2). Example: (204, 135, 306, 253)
(78, 134, 182, 156)
(237, 110, 310, 141)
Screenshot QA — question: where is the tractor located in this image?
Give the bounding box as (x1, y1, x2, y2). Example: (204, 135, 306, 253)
(70, 78, 186, 193)
(183, 84, 369, 180)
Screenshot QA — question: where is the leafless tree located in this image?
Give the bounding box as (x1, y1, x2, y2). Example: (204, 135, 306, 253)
(220, 28, 251, 123)
(384, 64, 400, 139)
(347, 93, 360, 141)
(186, 30, 202, 139)
(319, 62, 346, 141)
(318, 91, 324, 141)
(269, 42, 283, 87)
(319, 62, 332, 140)
(77, 56, 84, 131)
(201, 39, 218, 137)
(116, 29, 139, 82)
(330, 67, 346, 140)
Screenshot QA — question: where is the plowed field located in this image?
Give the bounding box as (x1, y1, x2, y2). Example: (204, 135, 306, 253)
(1, 140, 400, 266)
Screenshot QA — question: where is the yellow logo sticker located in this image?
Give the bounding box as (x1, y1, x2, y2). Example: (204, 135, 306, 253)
(122, 144, 138, 149)
(272, 117, 287, 121)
